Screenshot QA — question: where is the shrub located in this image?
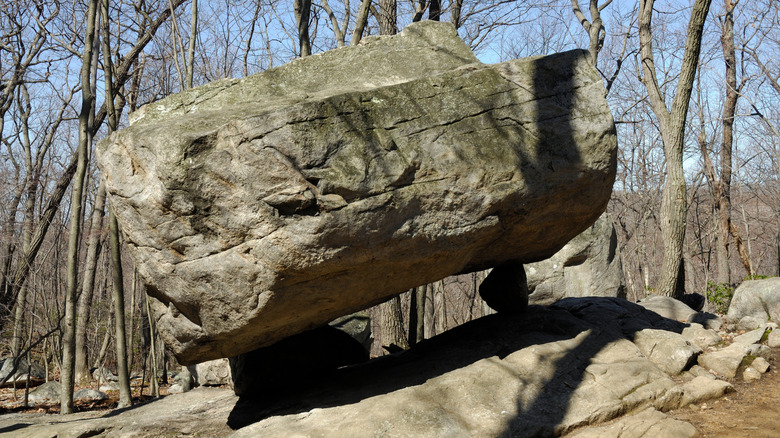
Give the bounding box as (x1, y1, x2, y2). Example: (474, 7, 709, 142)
(705, 281, 734, 314)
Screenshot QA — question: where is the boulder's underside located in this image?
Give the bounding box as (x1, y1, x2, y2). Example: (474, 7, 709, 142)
(97, 21, 617, 364)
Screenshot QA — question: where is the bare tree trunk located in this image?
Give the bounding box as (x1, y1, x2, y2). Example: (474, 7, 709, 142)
(294, 0, 312, 57)
(102, 0, 133, 407)
(716, 0, 740, 285)
(186, 0, 197, 88)
(378, 0, 397, 35)
(321, 0, 348, 47)
(381, 295, 409, 351)
(429, 0, 441, 21)
(776, 224, 780, 277)
(75, 182, 107, 385)
(638, 0, 712, 299)
(110, 212, 132, 407)
(451, 0, 463, 29)
(407, 285, 426, 347)
(571, 0, 607, 66)
(351, 0, 371, 45)
(729, 221, 753, 275)
(145, 294, 160, 397)
(61, 0, 99, 414)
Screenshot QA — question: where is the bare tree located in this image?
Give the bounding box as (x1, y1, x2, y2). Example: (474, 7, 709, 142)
(638, 0, 713, 299)
(351, 0, 372, 45)
(101, 0, 132, 408)
(61, 0, 99, 414)
(295, 0, 313, 56)
(571, 0, 609, 65)
(377, 0, 397, 35)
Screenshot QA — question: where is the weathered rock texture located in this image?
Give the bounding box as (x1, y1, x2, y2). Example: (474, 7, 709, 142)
(1, 298, 752, 438)
(526, 213, 625, 305)
(727, 277, 780, 327)
(98, 21, 617, 364)
(189, 358, 232, 387)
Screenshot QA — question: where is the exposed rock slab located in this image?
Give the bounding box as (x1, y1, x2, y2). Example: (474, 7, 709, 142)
(0, 357, 46, 387)
(768, 329, 780, 347)
(2, 298, 752, 438)
(681, 324, 723, 350)
(526, 213, 625, 305)
(97, 21, 617, 364)
(633, 329, 701, 375)
(698, 343, 750, 378)
(637, 295, 697, 321)
(565, 408, 697, 438)
(734, 327, 768, 345)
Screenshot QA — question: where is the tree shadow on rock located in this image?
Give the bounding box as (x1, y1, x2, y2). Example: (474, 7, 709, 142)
(227, 297, 688, 433)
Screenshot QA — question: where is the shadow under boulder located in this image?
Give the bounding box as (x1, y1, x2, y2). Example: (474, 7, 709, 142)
(226, 297, 728, 437)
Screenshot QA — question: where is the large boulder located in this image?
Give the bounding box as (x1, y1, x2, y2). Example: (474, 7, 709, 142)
(0, 357, 46, 387)
(526, 213, 625, 305)
(726, 277, 780, 326)
(97, 21, 617, 364)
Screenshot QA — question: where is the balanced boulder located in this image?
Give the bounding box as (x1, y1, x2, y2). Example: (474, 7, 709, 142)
(97, 21, 617, 364)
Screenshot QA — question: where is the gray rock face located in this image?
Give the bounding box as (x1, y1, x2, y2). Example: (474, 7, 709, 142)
(0, 357, 45, 387)
(733, 327, 768, 345)
(727, 277, 780, 326)
(328, 312, 372, 352)
(768, 329, 780, 347)
(97, 21, 617, 364)
(189, 359, 232, 387)
(526, 213, 625, 305)
(697, 343, 750, 379)
(633, 329, 701, 375)
(567, 408, 697, 438)
(681, 324, 722, 350)
(28, 381, 60, 403)
(74, 388, 108, 402)
(637, 295, 697, 321)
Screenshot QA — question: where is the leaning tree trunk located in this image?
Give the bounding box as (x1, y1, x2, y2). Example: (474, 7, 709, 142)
(350, 0, 371, 46)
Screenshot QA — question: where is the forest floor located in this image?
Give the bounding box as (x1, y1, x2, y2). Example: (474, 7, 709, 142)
(0, 381, 179, 415)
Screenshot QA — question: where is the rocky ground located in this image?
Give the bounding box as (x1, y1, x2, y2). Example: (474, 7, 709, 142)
(0, 297, 777, 437)
(670, 360, 780, 438)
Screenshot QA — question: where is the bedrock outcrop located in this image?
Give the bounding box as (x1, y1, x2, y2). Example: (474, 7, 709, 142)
(97, 21, 617, 363)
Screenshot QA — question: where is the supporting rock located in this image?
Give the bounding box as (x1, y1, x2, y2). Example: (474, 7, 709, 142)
(479, 261, 529, 314)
